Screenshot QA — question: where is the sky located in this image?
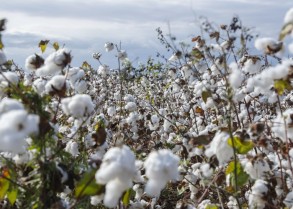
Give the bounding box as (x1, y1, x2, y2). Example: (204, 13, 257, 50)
(1, 0, 293, 69)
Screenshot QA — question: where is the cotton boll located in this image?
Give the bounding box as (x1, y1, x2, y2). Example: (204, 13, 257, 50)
(284, 8, 293, 24)
(107, 106, 116, 117)
(242, 158, 271, 179)
(205, 131, 233, 165)
(248, 180, 268, 209)
(90, 194, 104, 206)
(25, 54, 44, 71)
(67, 67, 85, 84)
(200, 163, 213, 178)
(0, 110, 39, 153)
(125, 102, 137, 112)
(0, 72, 19, 85)
(95, 145, 136, 207)
(145, 179, 167, 197)
(104, 42, 114, 52)
(97, 65, 110, 78)
(33, 78, 47, 96)
(0, 98, 24, 114)
(0, 51, 7, 65)
(144, 149, 179, 197)
(61, 94, 94, 118)
(36, 62, 63, 77)
(74, 80, 87, 93)
(242, 58, 262, 74)
(229, 63, 243, 89)
(65, 140, 79, 157)
(271, 108, 293, 142)
(45, 75, 68, 94)
(254, 37, 282, 54)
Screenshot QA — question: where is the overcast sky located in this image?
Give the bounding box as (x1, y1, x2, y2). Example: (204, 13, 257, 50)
(1, 0, 293, 68)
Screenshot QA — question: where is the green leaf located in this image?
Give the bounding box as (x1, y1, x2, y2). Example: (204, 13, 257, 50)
(226, 161, 249, 189)
(202, 90, 212, 103)
(74, 170, 104, 198)
(227, 136, 254, 154)
(53, 42, 60, 51)
(0, 169, 10, 199)
(122, 189, 132, 206)
(38, 40, 50, 53)
(205, 204, 218, 209)
(274, 79, 292, 95)
(7, 187, 18, 205)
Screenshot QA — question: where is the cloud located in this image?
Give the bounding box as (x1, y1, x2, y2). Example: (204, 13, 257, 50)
(1, 0, 292, 68)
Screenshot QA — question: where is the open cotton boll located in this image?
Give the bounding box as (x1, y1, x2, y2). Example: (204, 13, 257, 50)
(61, 94, 94, 118)
(25, 54, 44, 71)
(67, 67, 85, 84)
(107, 106, 116, 117)
(205, 131, 233, 165)
(33, 78, 47, 96)
(284, 191, 293, 208)
(36, 62, 63, 77)
(254, 37, 282, 54)
(0, 98, 24, 114)
(104, 42, 114, 52)
(125, 102, 137, 112)
(0, 110, 39, 153)
(284, 8, 293, 24)
(249, 180, 268, 209)
(271, 108, 293, 142)
(97, 65, 110, 78)
(0, 72, 19, 85)
(95, 145, 136, 208)
(45, 75, 68, 94)
(229, 63, 243, 89)
(242, 58, 262, 74)
(144, 149, 179, 197)
(64, 140, 79, 157)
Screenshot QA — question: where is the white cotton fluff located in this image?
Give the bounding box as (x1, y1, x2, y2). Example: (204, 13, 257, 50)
(97, 65, 110, 78)
(33, 78, 47, 96)
(125, 102, 137, 112)
(271, 108, 293, 142)
(200, 163, 214, 178)
(284, 8, 293, 24)
(229, 63, 243, 89)
(0, 51, 7, 65)
(107, 106, 116, 117)
(246, 59, 293, 95)
(36, 48, 71, 76)
(0, 109, 39, 153)
(254, 37, 281, 54)
(248, 180, 268, 209)
(242, 58, 262, 74)
(65, 140, 79, 157)
(205, 131, 233, 165)
(0, 98, 24, 114)
(95, 145, 136, 208)
(45, 75, 68, 94)
(25, 54, 44, 71)
(0, 72, 19, 85)
(104, 42, 114, 52)
(144, 149, 179, 197)
(61, 94, 94, 118)
(74, 80, 87, 93)
(242, 158, 271, 180)
(67, 67, 85, 84)
(90, 194, 104, 206)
